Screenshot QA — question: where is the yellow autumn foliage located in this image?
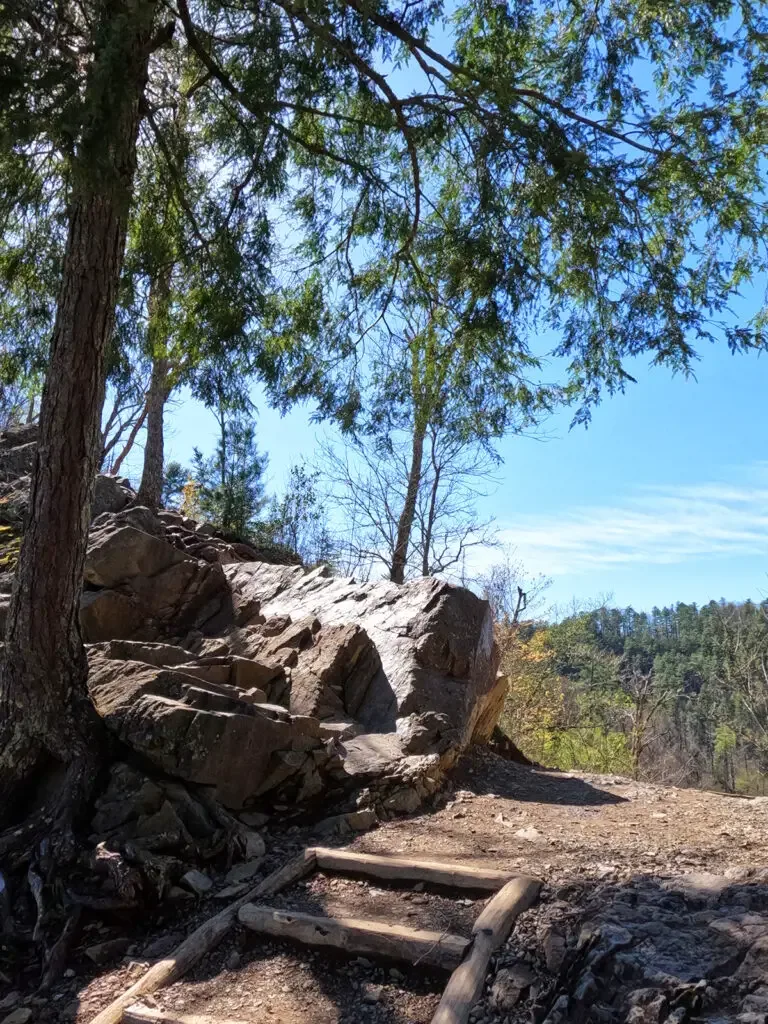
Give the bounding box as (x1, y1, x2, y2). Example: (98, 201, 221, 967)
(179, 476, 202, 520)
(497, 623, 564, 753)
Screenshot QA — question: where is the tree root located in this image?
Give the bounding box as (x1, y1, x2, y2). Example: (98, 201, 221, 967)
(40, 906, 81, 991)
(0, 751, 102, 868)
(0, 751, 269, 987)
(0, 751, 103, 985)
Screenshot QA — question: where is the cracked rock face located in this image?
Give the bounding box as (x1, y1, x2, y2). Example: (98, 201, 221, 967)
(83, 545, 499, 810)
(222, 561, 499, 746)
(0, 424, 502, 812)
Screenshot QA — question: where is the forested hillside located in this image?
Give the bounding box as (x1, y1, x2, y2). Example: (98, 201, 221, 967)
(499, 599, 768, 793)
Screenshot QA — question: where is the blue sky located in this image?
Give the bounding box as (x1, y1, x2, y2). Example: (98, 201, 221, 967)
(115, 7, 768, 615)
(117, 338, 768, 614)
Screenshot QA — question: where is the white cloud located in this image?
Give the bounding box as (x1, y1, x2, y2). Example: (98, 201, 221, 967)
(492, 467, 768, 577)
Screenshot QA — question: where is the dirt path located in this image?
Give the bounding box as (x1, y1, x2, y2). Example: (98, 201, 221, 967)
(12, 750, 768, 1024)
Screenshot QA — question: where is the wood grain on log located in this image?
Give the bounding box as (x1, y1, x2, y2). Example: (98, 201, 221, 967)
(238, 902, 469, 970)
(430, 875, 541, 1024)
(312, 847, 513, 890)
(90, 849, 317, 1024)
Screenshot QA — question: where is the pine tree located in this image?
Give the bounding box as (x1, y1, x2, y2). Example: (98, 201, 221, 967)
(192, 405, 268, 540)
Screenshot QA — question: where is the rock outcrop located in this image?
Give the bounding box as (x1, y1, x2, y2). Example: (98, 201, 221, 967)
(222, 562, 499, 747)
(0, 425, 502, 816)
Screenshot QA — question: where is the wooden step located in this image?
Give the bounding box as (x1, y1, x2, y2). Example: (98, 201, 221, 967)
(123, 1008, 248, 1024)
(238, 902, 470, 970)
(312, 846, 513, 890)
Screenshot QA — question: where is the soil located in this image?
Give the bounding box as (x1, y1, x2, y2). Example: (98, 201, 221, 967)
(4, 749, 768, 1024)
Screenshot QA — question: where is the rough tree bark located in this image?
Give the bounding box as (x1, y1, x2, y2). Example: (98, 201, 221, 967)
(136, 266, 173, 508)
(0, 0, 161, 834)
(390, 418, 426, 584)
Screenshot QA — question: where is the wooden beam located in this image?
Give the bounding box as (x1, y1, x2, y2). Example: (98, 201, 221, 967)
(238, 903, 469, 971)
(312, 847, 513, 891)
(430, 875, 541, 1024)
(90, 849, 317, 1024)
(123, 1009, 248, 1024)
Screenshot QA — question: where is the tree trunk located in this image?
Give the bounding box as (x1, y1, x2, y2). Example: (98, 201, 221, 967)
(0, 0, 158, 825)
(421, 430, 441, 577)
(136, 355, 170, 507)
(136, 265, 173, 508)
(390, 419, 426, 585)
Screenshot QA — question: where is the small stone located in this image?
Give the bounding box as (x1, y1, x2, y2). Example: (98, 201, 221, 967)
(226, 951, 241, 970)
(345, 809, 377, 831)
(514, 825, 545, 843)
(389, 968, 404, 980)
(181, 869, 213, 895)
(540, 925, 567, 974)
(595, 863, 617, 879)
(64, 969, 75, 978)
(225, 858, 264, 884)
(382, 786, 421, 814)
(143, 933, 183, 958)
(361, 983, 383, 1004)
(243, 830, 266, 859)
(738, 936, 768, 982)
(238, 811, 270, 829)
(167, 886, 193, 901)
(490, 965, 535, 1012)
(85, 938, 132, 965)
(1, 1010, 33, 1024)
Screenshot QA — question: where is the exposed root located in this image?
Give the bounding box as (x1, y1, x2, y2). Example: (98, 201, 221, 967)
(0, 751, 102, 868)
(27, 863, 45, 941)
(40, 906, 81, 991)
(194, 787, 263, 864)
(0, 750, 104, 982)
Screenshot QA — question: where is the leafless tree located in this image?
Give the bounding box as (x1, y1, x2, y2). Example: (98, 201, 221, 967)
(100, 367, 151, 475)
(477, 547, 552, 625)
(620, 665, 681, 780)
(319, 428, 498, 582)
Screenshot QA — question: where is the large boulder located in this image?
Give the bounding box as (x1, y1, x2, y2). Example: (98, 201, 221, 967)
(0, 423, 502, 814)
(223, 562, 499, 753)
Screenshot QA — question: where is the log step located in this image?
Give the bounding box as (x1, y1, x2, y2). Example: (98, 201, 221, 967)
(123, 1008, 248, 1024)
(238, 902, 470, 970)
(91, 850, 318, 1024)
(312, 847, 513, 890)
(431, 875, 542, 1024)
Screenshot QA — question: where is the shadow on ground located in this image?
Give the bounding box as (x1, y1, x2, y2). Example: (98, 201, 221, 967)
(450, 748, 627, 806)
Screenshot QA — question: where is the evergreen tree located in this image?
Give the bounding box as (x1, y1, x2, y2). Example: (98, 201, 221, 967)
(161, 460, 188, 507)
(192, 405, 268, 539)
(4, 0, 768, 852)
